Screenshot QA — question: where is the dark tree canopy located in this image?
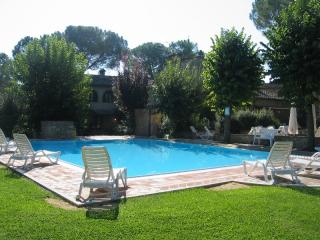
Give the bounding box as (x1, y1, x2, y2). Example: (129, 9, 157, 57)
(12, 36, 34, 57)
(113, 56, 150, 132)
(64, 26, 128, 70)
(0, 53, 13, 89)
(13, 36, 92, 132)
(203, 28, 263, 142)
(264, 0, 320, 150)
(168, 39, 200, 59)
(250, 0, 293, 33)
(131, 42, 169, 78)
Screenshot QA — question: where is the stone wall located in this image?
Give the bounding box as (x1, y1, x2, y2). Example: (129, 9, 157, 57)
(134, 109, 161, 136)
(41, 121, 76, 139)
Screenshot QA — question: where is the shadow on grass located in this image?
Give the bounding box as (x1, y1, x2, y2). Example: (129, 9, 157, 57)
(4, 168, 22, 179)
(288, 186, 320, 197)
(86, 200, 121, 220)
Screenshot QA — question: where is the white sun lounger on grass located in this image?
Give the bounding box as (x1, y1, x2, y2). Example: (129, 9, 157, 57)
(77, 146, 127, 201)
(290, 152, 320, 174)
(0, 128, 16, 153)
(8, 133, 60, 168)
(243, 141, 299, 183)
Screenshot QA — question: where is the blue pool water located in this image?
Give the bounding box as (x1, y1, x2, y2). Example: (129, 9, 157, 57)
(32, 139, 268, 177)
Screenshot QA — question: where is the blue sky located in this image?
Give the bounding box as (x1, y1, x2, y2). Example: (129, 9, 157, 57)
(0, 0, 266, 57)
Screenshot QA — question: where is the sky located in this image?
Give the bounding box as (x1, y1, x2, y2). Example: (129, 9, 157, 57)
(0, 0, 266, 57)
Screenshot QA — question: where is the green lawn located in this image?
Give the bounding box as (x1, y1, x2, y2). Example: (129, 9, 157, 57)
(0, 166, 319, 240)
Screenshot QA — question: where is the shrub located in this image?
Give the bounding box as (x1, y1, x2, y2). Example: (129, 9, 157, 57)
(256, 109, 280, 127)
(235, 110, 257, 130)
(230, 108, 280, 132)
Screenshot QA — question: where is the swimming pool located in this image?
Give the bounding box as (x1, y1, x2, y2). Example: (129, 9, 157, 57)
(32, 139, 268, 177)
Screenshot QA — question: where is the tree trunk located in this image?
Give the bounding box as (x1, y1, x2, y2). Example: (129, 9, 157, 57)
(306, 104, 315, 151)
(224, 106, 231, 143)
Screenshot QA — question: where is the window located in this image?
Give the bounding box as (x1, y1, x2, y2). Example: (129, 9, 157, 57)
(91, 90, 98, 102)
(103, 91, 113, 103)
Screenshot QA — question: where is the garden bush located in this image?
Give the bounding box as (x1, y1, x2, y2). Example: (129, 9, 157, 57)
(256, 109, 280, 127)
(230, 109, 280, 133)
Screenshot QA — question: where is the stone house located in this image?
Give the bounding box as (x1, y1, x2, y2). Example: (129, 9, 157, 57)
(89, 73, 117, 133)
(253, 83, 319, 126)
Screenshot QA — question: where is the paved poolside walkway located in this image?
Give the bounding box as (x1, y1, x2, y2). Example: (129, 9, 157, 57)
(1, 137, 320, 207)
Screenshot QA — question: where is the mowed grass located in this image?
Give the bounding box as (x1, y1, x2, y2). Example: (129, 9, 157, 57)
(0, 166, 320, 240)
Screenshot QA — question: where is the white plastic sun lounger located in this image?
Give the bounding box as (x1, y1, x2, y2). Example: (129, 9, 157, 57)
(190, 126, 206, 139)
(243, 141, 299, 183)
(77, 146, 127, 201)
(8, 133, 60, 168)
(0, 128, 16, 153)
(290, 152, 320, 174)
(204, 126, 214, 139)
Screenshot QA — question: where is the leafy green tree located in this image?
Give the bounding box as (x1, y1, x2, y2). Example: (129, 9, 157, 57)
(64, 26, 128, 70)
(113, 56, 150, 133)
(168, 39, 200, 59)
(150, 58, 204, 135)
(131, 42, 169, 78)
(0, 53, 13, 89)
(264, 0, 320, 150)
(203, 28, 263, 143)
(13, 36, 92, 134)
(12, 36, 34, 57)
(250, 0, 293, 33)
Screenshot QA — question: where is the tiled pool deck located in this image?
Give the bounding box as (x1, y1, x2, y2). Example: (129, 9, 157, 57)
(1, 136, 320, 207)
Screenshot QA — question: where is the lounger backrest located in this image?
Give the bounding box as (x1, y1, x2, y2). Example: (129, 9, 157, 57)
(204, 126, 213, 136)
(267, 141, 293, 168)
(190, 126, 197, 134)
(82, 146, 113, 180)
(0, 128, 7, 145)
(13, 133, 34, 155)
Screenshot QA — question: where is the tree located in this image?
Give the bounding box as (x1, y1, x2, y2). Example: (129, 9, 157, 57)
(64, 26, 128, 70)
(131, 42, 169, 78)
(150, 58, 204, 135)
(250, 0, 293, 33)
(113, 56, 150, 133)
(168, 39, 200, 59)
(203, 28, 263, 143)
(0, 53, 13, 89)
(264, 0, 320, 150)
(12, 36, 34, 57)
(13, 36, 92, 134)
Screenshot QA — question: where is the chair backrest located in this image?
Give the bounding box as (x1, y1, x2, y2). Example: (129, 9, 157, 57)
(13, 133, 34, 155)
(266, 141, 293, 168)
(204, 126, 213, 136)
(190, 126, 197, 134)
(82, 146, 114, 180)
(0, 128, 7, 145)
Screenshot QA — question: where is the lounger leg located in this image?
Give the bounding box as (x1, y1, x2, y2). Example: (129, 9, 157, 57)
(243, 162, 248, 175)
(291, 171, 300, 183)
(122, 169, 128, 188)
(76, 183, 83, 200)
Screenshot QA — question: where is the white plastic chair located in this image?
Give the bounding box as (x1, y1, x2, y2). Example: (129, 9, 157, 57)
(77, 146, 127, 201)
(190, 126, 206, 139)
(204, 126, 214, 139)
(290, 152, 320, 174)
(243, 141, 299, 183)
(8, 133, 60, 168)
(0, 128, 16, 153)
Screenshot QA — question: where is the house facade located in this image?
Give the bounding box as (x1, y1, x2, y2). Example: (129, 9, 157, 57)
(253, 83, 319, 126)
(89, 73, 117, 133)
